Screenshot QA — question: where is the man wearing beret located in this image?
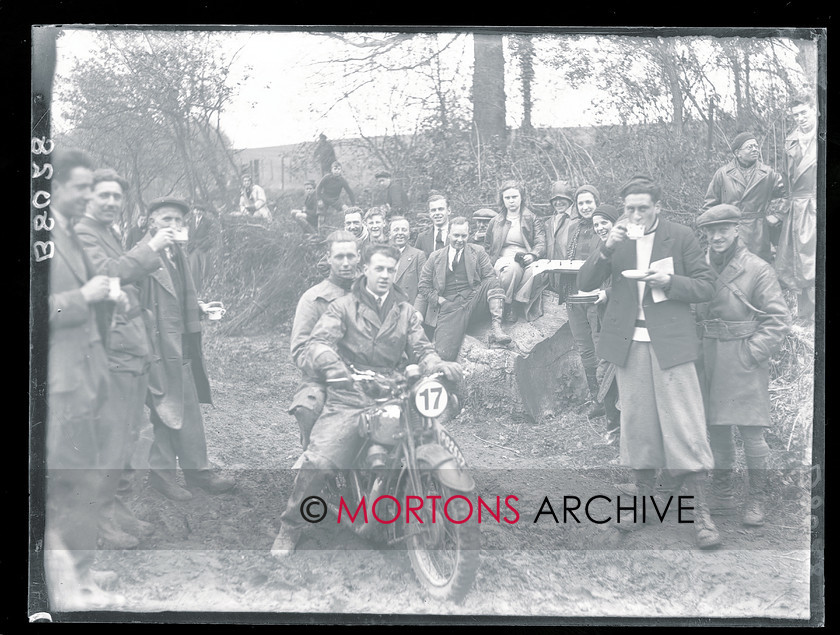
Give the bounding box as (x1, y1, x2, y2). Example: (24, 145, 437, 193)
(138, 197, 235, 500)
(578, 175, 721, 549)
(695, 204, 790, 527)
(372, 170, 409, 216)
(701, 131, 787, 264)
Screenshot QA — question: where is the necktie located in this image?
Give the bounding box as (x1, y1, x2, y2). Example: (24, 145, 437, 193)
(451, 248, 461, 271)
(435, 229, 444, 250)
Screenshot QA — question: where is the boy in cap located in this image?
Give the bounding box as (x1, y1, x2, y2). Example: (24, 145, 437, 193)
(373, 170, 409, 215)
(695, 204, 790, 526)
(702, 131, 786, 264)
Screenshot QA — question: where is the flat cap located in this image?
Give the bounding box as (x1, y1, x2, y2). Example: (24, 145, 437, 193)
(549, 181, 575, 203)
(148, 196, 189, 215)
(697, 204, 742, 228)
(472, 208, 498, 220)
(375, 170, 391, 179)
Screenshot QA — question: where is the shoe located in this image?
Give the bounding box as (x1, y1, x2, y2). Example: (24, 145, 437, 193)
(708, 469, 738, 516)
(184, 468, 236, 494)
(615, 469, 656, 532)
(270, 525, 301, 559)
(743, 459, 768, 527)
(98, 519, 139, 550)
(682, 473, 722, 549)
(120, 515, 155, 538)
(149, 471, 194, 501)
(90, 569, 119, 589)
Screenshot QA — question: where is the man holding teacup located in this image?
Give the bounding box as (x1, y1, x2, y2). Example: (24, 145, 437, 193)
(137, 197, 235, 501)
(578, 175, 720, 550)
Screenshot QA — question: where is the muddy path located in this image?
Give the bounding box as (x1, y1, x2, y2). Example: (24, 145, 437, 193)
(90, 329, 813, 620)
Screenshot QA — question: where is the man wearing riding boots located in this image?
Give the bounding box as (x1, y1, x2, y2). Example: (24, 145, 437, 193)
(701, 132, 787, 264)
(288, 231, 360, 451)
(271, 244, 462, 557)
(563, 184, 606, 417)
(417, 217, 511, 361)
(578, 175, 721, 549)
(695, 204, 790, 527)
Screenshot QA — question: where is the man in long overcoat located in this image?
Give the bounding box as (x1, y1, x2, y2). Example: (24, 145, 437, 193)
(138, 197, 235, 501)
(701, 132, 787, 264)
(186, 202, 217, 297)
(695, 205, 790, 527)
(45, 149, 123, 608)
(271, 244, 462, 557)
(578, 175, 720, 549)
(76, 168, 176, 548)
(775, 97, 818, 320)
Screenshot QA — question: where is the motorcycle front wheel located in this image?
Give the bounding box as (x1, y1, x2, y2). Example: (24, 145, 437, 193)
(401, 472, 480, 603)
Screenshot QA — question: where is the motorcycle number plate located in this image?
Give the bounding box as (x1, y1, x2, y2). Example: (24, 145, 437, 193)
(414, 380, 448, 417)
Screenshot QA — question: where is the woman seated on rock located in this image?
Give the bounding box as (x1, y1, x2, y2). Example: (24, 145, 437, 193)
(483, 180, 547, 322)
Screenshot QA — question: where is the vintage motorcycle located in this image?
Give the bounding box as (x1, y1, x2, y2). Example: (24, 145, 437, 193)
(323, 363, 480, 602)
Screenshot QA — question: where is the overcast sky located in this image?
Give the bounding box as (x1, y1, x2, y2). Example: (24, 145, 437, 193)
(51, 28, 806, 150)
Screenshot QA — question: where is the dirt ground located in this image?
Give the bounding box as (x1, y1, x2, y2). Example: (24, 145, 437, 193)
(83, 327, 813, 621)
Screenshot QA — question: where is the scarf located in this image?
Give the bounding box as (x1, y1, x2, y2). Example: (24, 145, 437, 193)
(329, 273, 354, 291)
(709, 240, 739, 274)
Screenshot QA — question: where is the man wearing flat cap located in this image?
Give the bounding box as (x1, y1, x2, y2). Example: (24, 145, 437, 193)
(701, 132, 787, 264)
(578, 175, 721, 550)
(544, 181, 579, 300)
(470, 208, 497, 244)
(695, 204, 790, 528)
(372, 170, 409, 215)
(138, 197, 235, 501)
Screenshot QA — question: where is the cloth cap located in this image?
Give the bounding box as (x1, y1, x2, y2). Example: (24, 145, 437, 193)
(304, 180, 316, 187)
(730, 132, 757, 152)
(472, 208, 498, 220)
(591, 204, 619, 224)
(148, 197, 189, 216)
(697, 204, 742, 228)
(575, 184, 601, 206)
(375, 171, 391, 179)
(549, 181, 575, 203)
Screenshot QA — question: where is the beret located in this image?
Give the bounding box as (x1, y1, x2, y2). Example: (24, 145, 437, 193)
(574, 184, 601, 204)
(148, 197, 189, 216)
(697, 204, 742, 228)
(591, 204, 619, 224)
(730, 132, 757, 152)
(472, 208, 498, 220)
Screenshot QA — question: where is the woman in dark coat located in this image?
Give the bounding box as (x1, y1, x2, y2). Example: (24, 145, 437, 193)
(483, 180, 546, 322)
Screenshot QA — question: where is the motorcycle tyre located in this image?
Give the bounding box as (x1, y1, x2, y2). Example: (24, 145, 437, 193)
(401, 473, 480, 603)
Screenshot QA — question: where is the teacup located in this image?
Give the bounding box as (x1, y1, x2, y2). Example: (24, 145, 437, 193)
(108, 277, 121, 301)
(173, 227, 189, 243)
(625, 223, 645, 240)
(207, 306, 226, 321)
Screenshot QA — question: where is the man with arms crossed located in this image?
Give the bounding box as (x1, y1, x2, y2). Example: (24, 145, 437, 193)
(578, 175, 720, 549)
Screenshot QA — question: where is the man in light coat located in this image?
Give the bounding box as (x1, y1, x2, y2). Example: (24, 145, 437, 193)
(695, 204, 790, 527)
(76, 169, 176, 548)
(701, 131, 787, 264)
(389, 215, 426, 305)
(578, 175, 720, 549)
(138, 197, 235, 501)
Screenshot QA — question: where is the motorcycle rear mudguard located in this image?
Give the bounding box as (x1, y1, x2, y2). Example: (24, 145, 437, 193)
(414, 444, 476, 493)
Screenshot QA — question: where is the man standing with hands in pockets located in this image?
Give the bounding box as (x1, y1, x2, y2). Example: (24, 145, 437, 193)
(578, 175, 720, 549)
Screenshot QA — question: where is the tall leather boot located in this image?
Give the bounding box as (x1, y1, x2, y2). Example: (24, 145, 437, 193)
(616, 469, 655, 532)
(603, 381, 620, 445)
(743, 455, 768, 527)
(584, 367, 606, 417)
(488, 297, 512, 346)
(271, 458, 328, 558)
(681, 472, 722, 549)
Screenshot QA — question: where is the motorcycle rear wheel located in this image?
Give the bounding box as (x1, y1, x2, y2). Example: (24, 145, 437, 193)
(401, 473, 480, 603)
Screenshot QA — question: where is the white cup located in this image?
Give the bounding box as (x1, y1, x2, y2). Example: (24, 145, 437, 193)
(626, 223, 645, 240)
(173, 227, 189, 243)
(206, 306, 226, 321)
(108, 277, 121, 301)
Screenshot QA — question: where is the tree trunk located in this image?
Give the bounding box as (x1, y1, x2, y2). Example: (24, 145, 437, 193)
(659, 39, 684, 138)
(472, 32, 507, 149)
(728, 48, 745, 124)
(517, 34, 535, 134)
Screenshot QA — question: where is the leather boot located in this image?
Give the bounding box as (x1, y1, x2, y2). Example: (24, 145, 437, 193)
(293, 406, 318, 451)
(149, 470, 193, 501)
(681, 472, 722, 549)
(272, 460, 328, 558)
(488, 298, 512, 346)
(113, 496, 155, 537)
(743, 455, 768, 527)
(616, 469, 656, 531)
(184, 467, 236, 494)
(708, 469, 738, 516)
(98, 514, 140, 550)
(584, 367, 605, 417)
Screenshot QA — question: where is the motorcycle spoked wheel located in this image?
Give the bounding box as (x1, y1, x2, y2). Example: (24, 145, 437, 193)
(399, 472, 480, 603)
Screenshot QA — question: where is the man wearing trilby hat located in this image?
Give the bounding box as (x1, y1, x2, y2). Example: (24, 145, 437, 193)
(694, 204, 790, 528)
(701, 131, 787, 264)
